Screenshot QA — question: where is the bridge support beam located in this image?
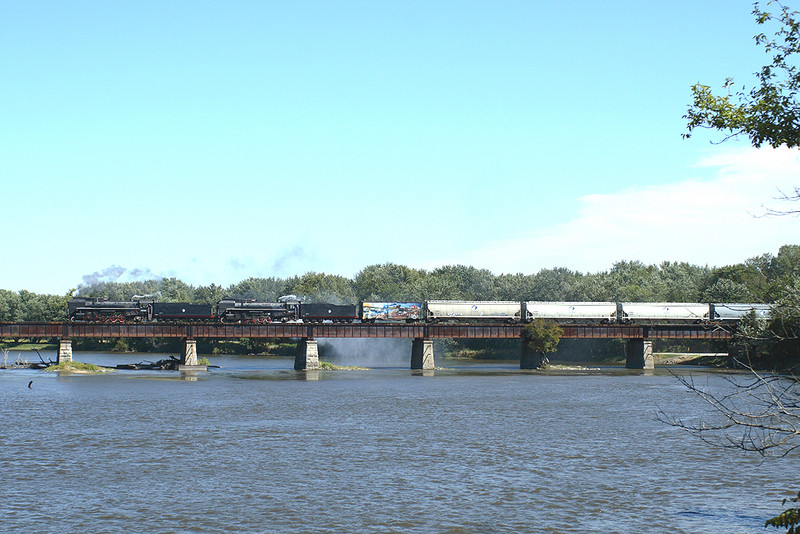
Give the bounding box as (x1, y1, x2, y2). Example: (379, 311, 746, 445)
(295, 338, 320, 370)
(626, 339, 654, 369)
(57, 339, 73, 364)
(411, 338, 434, 370)
(181, 339, 198, 366)
(520, 342, 547, 369)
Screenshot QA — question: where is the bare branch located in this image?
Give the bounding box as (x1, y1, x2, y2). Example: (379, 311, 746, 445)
(659, 361, 800, 457)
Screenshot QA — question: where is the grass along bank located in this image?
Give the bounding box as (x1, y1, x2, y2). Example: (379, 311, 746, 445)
(45, 361, 111, 373)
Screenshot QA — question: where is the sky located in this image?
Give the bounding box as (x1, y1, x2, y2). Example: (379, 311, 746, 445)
(2, 1, 800, 295)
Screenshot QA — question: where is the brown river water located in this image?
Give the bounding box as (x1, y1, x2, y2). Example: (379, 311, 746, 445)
(1, 346, 796, 533)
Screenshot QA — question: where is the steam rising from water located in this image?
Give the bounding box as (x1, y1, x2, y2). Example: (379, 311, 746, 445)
(319, 338, 412, 368)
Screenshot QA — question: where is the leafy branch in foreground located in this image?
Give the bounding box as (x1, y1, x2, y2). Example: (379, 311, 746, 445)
(766, 492, 800, 532)
(684, 1, 800, 149)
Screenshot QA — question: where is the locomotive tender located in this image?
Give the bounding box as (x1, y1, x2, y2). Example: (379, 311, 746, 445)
(67, 297, 771, 325)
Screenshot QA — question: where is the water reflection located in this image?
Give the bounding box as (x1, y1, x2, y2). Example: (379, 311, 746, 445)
(300, 370, 320, 381)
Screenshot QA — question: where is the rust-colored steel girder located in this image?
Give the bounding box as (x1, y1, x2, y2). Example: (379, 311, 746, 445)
(0, 322, 732, 340)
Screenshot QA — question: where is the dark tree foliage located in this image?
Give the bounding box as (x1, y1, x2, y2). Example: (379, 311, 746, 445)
(522, 319, 564, 368)
(281, 272, 357, 304)
(523, 319, 563, 355)
(354, 263, 425, 301)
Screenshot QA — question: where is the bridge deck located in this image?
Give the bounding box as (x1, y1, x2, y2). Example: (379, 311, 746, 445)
(0, 323, 732, 340)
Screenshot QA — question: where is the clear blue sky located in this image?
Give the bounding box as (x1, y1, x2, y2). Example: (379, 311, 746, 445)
(2, 1, 799, 294)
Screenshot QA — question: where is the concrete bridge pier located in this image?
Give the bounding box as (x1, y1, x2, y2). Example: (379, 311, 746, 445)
(57, 339, 73, 364)
(181, 338, 198, 366)
(520, 341, 547, 369)
(295, 338, 320, 370)
(625, 339, 654, 369)
(411, 338, 434, 370)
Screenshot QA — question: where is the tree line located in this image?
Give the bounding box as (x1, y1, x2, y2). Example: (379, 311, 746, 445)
(1, 244, 798, 323)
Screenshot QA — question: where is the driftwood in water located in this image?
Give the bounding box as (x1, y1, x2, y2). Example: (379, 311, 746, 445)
(115, 355, 182, 370)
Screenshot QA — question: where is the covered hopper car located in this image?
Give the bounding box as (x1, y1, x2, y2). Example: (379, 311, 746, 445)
(525, 301, 618, 323)
(425, 301, 522, 322)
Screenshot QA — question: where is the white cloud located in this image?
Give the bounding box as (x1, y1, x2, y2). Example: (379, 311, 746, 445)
(449, 146, 800, 274)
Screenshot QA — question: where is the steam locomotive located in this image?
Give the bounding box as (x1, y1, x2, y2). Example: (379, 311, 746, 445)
(67, 297, 771, 324)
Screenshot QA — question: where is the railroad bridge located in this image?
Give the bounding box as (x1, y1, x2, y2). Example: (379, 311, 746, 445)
(0, 322, 732, 370)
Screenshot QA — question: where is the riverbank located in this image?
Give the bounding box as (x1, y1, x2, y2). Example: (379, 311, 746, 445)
(654, 352, 730, 366)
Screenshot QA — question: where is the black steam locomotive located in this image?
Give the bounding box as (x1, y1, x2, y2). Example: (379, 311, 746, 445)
(68, 296, 215, 323)
(67, 295, 362, 324)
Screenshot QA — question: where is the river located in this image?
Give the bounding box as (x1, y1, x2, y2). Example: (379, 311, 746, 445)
(1, 348, 795, 533)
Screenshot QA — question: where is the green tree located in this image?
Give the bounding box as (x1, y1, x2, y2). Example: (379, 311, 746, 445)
(0, 290, 22, 321)
(702, 278, 756, 303)
(495, 273, 537, 301)
(529, 267, 579, 301)
(573, 272, 613, 302)
(283, 272, 356, 304)
(194, 283, 227, 305)
(656, 261, 710, 302)
(354, 263, 424, 301)
(226, 277, 287, 302)
(605, 260, 662, 302)
(522, 319, 563, 368)
(159, 278, 195, 302)
(418, 265, 498, 300)
(684, 1, 800, 149)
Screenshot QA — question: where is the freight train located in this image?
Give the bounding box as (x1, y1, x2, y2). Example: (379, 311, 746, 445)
(67, 297, 771, 325)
